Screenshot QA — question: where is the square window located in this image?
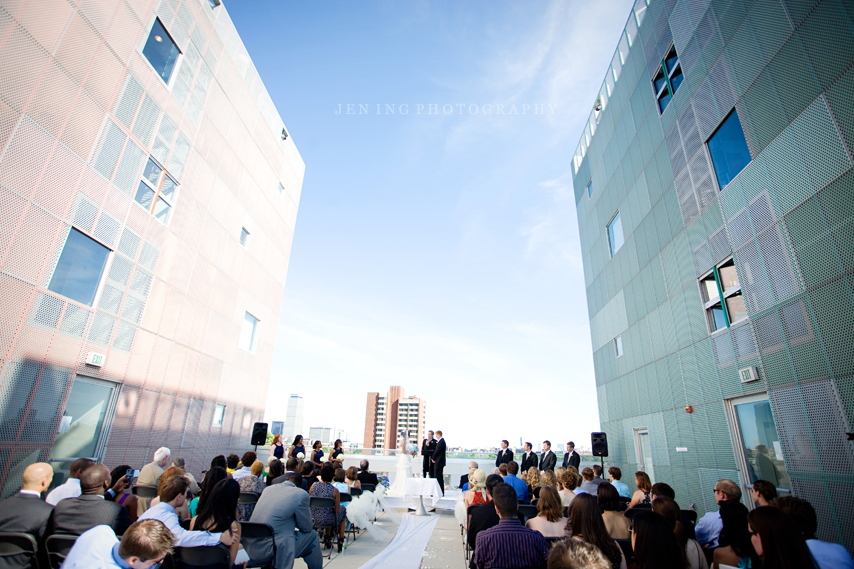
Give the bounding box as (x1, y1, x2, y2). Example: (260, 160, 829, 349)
(142, 18, 180, 84)
(239, 311, 259, 352)
(726, 293, 748, 324)
(240, 227, 250, 247)
(709, 304, 728, 332)
(212, 404, 225, 428)
(134, 158, 177, 225)
(653, 46, 682, 114)
(48, 228, 111, 306)
(587, 181, 593, 197)
(207, 0, 221, 7)
(607, 211, 624, 257)
(708, 110, 752, 190)
(700, 274, 720, 304)
(614, 335, 624, 357)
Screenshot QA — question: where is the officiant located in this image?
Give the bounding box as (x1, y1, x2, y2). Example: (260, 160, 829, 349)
(421, 430, 437, 478)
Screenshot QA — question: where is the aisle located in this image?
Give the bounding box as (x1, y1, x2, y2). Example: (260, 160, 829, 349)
(357, 513, 441, 569)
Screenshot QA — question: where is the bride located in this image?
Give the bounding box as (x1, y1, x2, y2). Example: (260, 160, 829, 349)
(388, 430, 416, 495)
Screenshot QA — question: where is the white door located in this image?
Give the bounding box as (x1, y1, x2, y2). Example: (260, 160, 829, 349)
(634, 428, 655, 483)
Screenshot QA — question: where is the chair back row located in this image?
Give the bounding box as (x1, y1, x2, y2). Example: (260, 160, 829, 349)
(131, 485, 158, 499)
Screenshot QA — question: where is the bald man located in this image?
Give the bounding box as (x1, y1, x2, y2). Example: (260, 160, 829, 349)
(0, 462, 55, 568)
(53, 464, 131, 536)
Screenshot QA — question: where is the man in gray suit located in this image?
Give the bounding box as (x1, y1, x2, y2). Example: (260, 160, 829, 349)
(53, 464, 131, 536)
(248, 479, 322, 569)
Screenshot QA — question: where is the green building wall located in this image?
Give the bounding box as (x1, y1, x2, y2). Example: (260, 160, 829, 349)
(573, 0, 854, 551)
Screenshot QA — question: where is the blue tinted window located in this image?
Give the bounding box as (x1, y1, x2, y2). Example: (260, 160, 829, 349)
(670, 69, 684, 92)
(48, 229, 110, 306)
(654, 74, 667, 94)
(142, 19, 180, 83)
(587, 181, 593, 197)
(711, 305, 727, 331)
(658, 91, 671, 112)
(708, 110, 752, 190)
(608, 211, 624, 257)
(665, 52, 679, 73)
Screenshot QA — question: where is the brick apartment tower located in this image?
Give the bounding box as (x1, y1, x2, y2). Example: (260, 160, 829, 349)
(363, 386, 426, 450)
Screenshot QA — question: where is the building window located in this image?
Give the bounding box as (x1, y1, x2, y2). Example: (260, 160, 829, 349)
(212, 404, 225, 428)
(708, 110, 752, 191)
(134, 158, 177, 225)
(239, 311, 259, 352)
(700, 258, 746, 333)
(142, 18, 180, 84)
(652, 45, 683, 113)
(614, 335, 624, 357)
(587, 180, 593, 197)
(48, 228, 111, 306)
(239, 227, 250, 247)
(607, 211, 624, 257)
(207, 0, 220, 8)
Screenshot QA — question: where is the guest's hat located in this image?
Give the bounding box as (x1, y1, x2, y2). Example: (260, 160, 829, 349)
(472, 469, 487, 488)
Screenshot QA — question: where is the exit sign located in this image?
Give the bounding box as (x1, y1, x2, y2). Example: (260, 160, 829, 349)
(739, 366, 758, 383)
(86, 352, 106, 367)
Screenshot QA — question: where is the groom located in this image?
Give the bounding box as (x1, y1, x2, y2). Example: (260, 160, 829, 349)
(431, 430, 446, 494)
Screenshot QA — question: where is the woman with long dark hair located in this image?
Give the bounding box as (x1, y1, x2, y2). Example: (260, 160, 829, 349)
(109, 464, 138, 523)
(310, 440, 324, 466)
(598, 483, 630, 539)
(652, 497, 706, 569)
(331, 439, 344, 461)
(266, 458, 284, 486)
(564, 493, 627, 569)
(190, 479, 244, 565)
(747, 506, 816, 569)
(632, 510, 686, 569)
(713, 500, 758, 568)
(190, 466, 228, 517)
(629, 471, 652, 508)
(288, 435, 305, 460)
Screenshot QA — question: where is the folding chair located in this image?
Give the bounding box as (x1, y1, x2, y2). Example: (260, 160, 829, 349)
(310, 496, 341, 559)
(0, 532, 38, 569)
(464, 505, 483, 562)
(340, 493, 359, 542)
(171, 544, 232, 569)
(132, 485, 158, 499)
(361, 483, 376, 493)
(238, 492, 259, 504)
(350, 487, 362, 497)
(239, 522, 276, 569)
(517, 505, 539, 525)
(45, 534, 78, 569)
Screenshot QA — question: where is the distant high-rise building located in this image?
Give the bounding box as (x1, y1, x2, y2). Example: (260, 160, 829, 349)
(282, 394, 304, 443)
(363, 386, 426, 449)
(271, 422, 284, 436)
(308, 426, 331, 445)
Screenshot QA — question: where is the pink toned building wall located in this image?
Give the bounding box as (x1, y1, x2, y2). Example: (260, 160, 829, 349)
(0, 0, 303, 495)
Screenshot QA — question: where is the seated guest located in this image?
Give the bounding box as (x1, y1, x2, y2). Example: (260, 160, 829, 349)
(460, 461, 479, 490)
(770, 497, 852, 569)
(498, 464, 508, 477)
(748, 506, 817, 569)
(527, 468, 541, 499)
(472, 483, 548, 569)
(237, 460, 266, 520)
(565, 493, 627, 569)
(538, 471, 558, 500)
(310, 464, 346, 551)
(526, 485, 567, 537)
(652, 496, 707, 569)
(712, 500, 758, 568)
(171, 457, 199, 494)
(628, 471, 652, 508)
(631, 510, 685, 569)
(597, 483, 630, 540)
(357, 460, 379, 486)
(60, 519, 174, 569)
(467, 474, 504, 562)
(203, 455, 230, 481)
(149, 466, 190, 519)
(548, 539, 612, 569)
(189, 466, 227, 517)
(266, 458, 284, 486)
(578, 467, 599, 495)
(696, 478, 740, 549)
(136, 447, 171, 513)
(333, 468, 350, 495)
(46, 457, 92, 505)
(345, 466, 362, 490)
(464, 470, 491, 508)
(301, 462, 317, 491)
(190, 479, 246, 566)
(608, 467, 631, 498)
(591, 464, 606, 486)
(651, 482, 675, 501)
(502, 461, 529, 504)
(250, 470, 322, 569)
(558, 468, 580, 507)
(751, 479, 777, 507)
(226, 454, 240, 474)
(233, 451, 257, 481)
(0, 462, 54, 569)
(110, 465, 139, 523)
(53, 464, 131, 536)
(138, 475, 235, 548)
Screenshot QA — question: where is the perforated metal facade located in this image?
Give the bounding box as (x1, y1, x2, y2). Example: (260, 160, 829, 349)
(0, 0, 304, 495)
(573, 0, 854, 552)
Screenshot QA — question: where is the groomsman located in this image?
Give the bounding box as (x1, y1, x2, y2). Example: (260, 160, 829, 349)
(562, 441, 581, 470)
(540, 440, 556, 472)
(431, 430, 446, 494)
(422, 431, 437, 478)
(520, 442, 538, 473)
(495, 440, 514, 467)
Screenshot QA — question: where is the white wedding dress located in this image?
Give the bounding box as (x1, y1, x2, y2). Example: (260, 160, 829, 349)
(388, 437, 414, 496)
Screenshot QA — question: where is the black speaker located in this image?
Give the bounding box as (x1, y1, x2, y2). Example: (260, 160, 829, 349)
(591, 432, 608, 457)
(251, 422, 268, 446)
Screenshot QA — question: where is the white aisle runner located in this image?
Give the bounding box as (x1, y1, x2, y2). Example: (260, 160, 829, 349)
(357, 514, 441, 569)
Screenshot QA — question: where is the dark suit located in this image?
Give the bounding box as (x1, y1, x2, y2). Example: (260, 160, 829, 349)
(52, 494, 131, 536)
(432, 437, 446, 494)
(520, 451, 538, 472)
(0, 492, 53, 569)
(540, 450, 556, 472)
(562, 450, 580, 470)
(467, 503, 500, 567)
(357, 471, 379, 487)
(494, 449, 513, 467)
(422, 438, 437, 477)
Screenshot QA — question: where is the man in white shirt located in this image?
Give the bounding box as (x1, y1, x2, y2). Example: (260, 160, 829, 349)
(138, 475, 236, 548)
(232, 451, 257, 481)
(45, 457, 92, 505)
(61, 520, 175, 569)
(696, 479, 740, 549)
(773, 496, 853, 569)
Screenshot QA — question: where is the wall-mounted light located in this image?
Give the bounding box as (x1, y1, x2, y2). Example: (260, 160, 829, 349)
(684, 405, 693, 413)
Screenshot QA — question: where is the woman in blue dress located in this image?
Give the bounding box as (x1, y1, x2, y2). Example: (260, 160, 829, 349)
(310, 440, 324, 467)
(288, 435, 305, 460)
(330, 439, 344, 462)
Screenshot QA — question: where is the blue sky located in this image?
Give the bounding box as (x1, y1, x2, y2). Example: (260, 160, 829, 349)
(227, 0, 635, 449)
